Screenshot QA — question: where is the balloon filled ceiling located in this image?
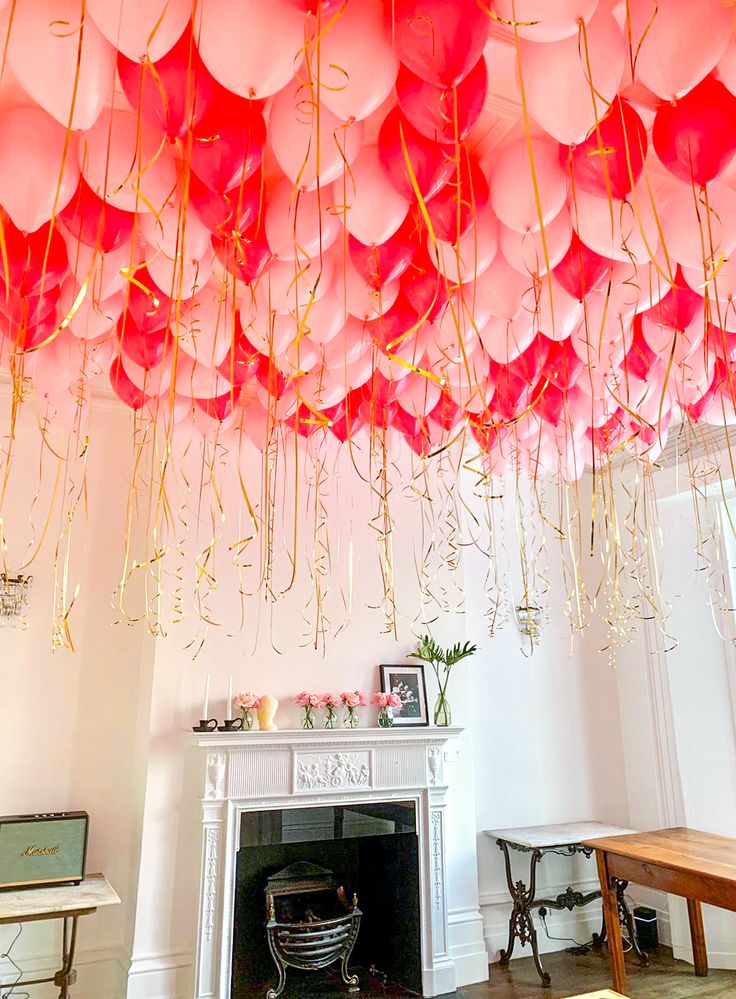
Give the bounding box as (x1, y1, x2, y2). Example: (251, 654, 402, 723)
(0, 0, 735, 648)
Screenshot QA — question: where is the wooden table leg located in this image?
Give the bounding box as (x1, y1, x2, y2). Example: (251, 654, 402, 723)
(687, 898, 709, 977)
(596, 851, 627, 996)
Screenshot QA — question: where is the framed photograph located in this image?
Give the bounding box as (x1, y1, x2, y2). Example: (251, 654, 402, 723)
(379, 664, 429, 727)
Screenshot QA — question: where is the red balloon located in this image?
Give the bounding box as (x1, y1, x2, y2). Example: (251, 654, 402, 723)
(368, 295, 419, 350)
(391, 0, 490, 88)
(429, 392, 461, 431)
(213, 223, 271, 285)
(217, 327, 260, 386)
(110, 355, 148, 410)
(255, 356, 287, 398)
(565, 98, 647, 199)
(125, 268, 172, 333)
(553, 231, 611, 301)
(624, 317, 661, 380)
(59, 180, 134, 253)
(117, 28, 215, 140)
(400, 244, 448, 320)
(117, 316, 169, 369)
(426, 149, 489, 242)
(507, 335, 550, 385)
(534, 381, 567, 425)
(0, 284, 60, 328)
(190, 86, 266, 193)
(187, 171, 261, 237)
(648, 265, 701, 329)
(0, 216, 67, 300)
(705, 323, 736, 363)
(326, 390, 367, 442)
(395, 55, 487, 145)
(2, 308, 59, 353)
(378, 107, 455, 202)
(349, 216, 417, 288)
(653, 75, 736, 186)
(541, 336, 584, 390)
(195, 388, 241, 422)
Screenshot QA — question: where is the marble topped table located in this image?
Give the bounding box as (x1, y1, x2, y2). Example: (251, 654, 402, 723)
(0, 874, 120, 997)
(484, 822, 641, 988)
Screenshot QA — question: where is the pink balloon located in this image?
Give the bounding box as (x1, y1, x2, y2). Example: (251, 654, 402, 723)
(396, 56, 487, 146)
(343, 259, 400, 319)
(572, 181, 658, 263)
(500, 207, 572, 277)
(265, 181, 341, 261)
(641, 309, 704, 365)
(176, 281, 239, 367)
(491, 0, 599, 42)
(435, 206, 498, 284)
(79, 107, 177, 213)
(479, 313, 536, 364)
(470, 255, 531, 321)
(87, 0, 192, 62)
(525, 274, 584, 342)
(323, 317, 370, 370)
(337, 145, 410, 246)
(378, 107, 455, 202)
(0, 106, 79, 232)
(318, 0, 397, 121)
(147, 244, 215, 300)
(190, 89, 266, 194)
(628, 0, 731, 100)
(194, 0, 306, 100)
(6, 0, 115, 131)
(269, 78, 363, 190)
(490, 139, 567, 234)
(519, 4, 625, 144)
(64, 235, 140, 300)
(63, 282, 124, 340)
(249, 256, 333, 317)
(396, 371, 441, 417)
(110, 354, 148, 409)
(660, 179, 736, 270)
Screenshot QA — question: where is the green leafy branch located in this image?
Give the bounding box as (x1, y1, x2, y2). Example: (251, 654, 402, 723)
(408, 634, 477, 708)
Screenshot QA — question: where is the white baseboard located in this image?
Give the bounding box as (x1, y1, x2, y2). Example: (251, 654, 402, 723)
(125, 951, 193, 999)
(448, 905, 490, 986)
(1, 944, 128, 999)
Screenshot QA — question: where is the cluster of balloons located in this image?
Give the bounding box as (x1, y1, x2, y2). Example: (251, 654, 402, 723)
(2, 0, 736, 479)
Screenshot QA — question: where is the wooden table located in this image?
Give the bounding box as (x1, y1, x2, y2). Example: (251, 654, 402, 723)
(0, 873, 120, 997)
(484, 822, 643, 987)
(585, 827, 736, 994)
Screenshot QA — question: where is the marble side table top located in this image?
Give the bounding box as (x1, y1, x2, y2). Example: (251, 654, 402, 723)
(0, 873, 120, 923)
(483, 821, 637, 850)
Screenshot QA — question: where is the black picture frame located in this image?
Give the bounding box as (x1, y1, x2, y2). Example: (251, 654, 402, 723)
(379, 664, 429, 727)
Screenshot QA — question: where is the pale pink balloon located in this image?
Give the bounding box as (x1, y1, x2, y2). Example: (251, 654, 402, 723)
(54, 328, 114, 380)
(435, 206, 498, 284)
(283, 335, 321, 376)
(490, 139, 567, 234)
(629, 0, 731, 100)
(467, 255, 531, 321)
(6, 0, 115, 131)
(376, 336, 421, 382)
(63, 236, 140, 299)
(716, 38, 736, 98)
(249, 256, 334, 318)
(140, 204, 212, 263)
(702, 389, 736, 427)
(40, 387, 90, 433)
(176, 280, 239, 367)
(343, 259, 400, 320)
(570, 302, 633, 375)
(660, 180, 736, 271)
(238, 398, 271, 450)
(121, 353, 172, 395)
(426, 306, 482, 366)
(672, 348, 714, 405)
(478, 313, 536, 364)
(269, 78, 363, 190)
(34, 347, 74, 397)
(265, 181, 341, 261)
(446, 350, 491, 414)
(492, 0, 599, 42)
(318, 0, 398, 121)
(194, 0, 305, 99)
(88, 0, 192, 62)
(298, 367, 348, 410)
(641, 308, 705, 364)
(342, 346, 374, 390)
(323, 317, 370, 370)
(148, 244, 215, 300)
(337, 145, 410, 246)
(173, 352, 235, 398)
(243, 307, 296, 358)
(62, 281, 124, 340)
(572, 181, 658, 263)
(519, 4, 625, 144)
(79, 107, 177, 213)
(524, 274, 583, 342)
(295, 289, 345, 345)
(500, 207, 572, 277)
(0, 106, 79, 232)
(396, 372, 442, 418)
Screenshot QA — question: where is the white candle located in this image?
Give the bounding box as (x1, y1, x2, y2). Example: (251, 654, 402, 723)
(227, 675, 233, 718)
(202, 674, 210, 719)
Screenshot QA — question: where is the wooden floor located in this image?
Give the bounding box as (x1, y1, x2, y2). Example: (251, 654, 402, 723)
(451, 948, 736, 998)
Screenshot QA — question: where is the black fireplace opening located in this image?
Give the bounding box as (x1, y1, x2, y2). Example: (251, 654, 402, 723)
(231, 801, 422, 998)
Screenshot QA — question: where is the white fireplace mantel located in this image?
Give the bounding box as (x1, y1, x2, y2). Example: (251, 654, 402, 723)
(192, 726, 463, 998)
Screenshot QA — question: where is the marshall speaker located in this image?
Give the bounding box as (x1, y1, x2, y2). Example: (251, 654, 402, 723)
(0, 811, 88, 891)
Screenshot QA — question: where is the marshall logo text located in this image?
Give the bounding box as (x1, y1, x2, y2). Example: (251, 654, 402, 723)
(23, 845, 60, 857)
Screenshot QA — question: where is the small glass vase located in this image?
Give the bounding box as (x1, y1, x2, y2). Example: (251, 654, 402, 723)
(301, 706, 315, 730)
(344, 706, 359, 729)
(241, 709, 254, 731)
(433, 692, 451, 727)
(324, 705, 338, 729)
(377, 707, 394, 728)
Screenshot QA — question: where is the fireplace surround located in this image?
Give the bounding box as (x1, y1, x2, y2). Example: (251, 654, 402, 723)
(192, 727, 463, 998)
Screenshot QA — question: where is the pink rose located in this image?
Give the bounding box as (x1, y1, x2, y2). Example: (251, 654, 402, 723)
(371, 692, 388, 708)
(341, 691, 365, 708)
(387, 692, 402, 710)
(318, 692, 340, 709)
(234, 691, 260, 711)
(296, 692, 320, 708)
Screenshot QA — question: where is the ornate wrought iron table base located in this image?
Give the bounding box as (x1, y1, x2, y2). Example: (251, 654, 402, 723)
(496, 839, 650, 988)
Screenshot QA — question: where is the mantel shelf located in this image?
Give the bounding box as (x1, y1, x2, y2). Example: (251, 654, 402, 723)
(191, 726, 463, 749)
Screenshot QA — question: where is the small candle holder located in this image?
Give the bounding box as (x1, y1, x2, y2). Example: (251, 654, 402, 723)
(192, 719, 218, 732)
(217, 718, 244, 732)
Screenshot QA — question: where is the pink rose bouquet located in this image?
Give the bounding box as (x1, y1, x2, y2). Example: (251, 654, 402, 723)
(318, 692, 341, 729)
(371, 691, 402, 727)
(341, 691, 367, 728)
(296, 691, 320, 729)
(233, 691, 260, 729)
